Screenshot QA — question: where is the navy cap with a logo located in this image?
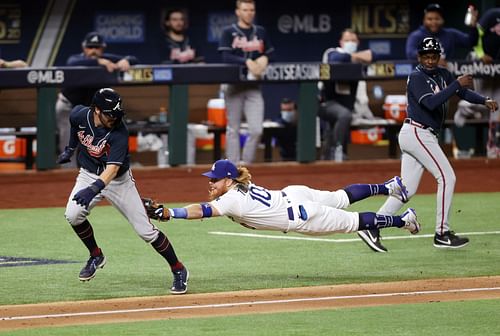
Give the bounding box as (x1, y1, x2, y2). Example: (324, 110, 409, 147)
(82, 32, 106, 48)
(424, 3, 443, 17)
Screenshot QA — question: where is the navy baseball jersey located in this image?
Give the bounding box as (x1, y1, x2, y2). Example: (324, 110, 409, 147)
(162, 35, 196, 64)
(218, 23, 274, 64)
(478, 8, 500, 60)
(405, 26, 477, 60)
(68, 105, 130, 176)
(406, 64, 485, 132)
(62, 53, 139, 106)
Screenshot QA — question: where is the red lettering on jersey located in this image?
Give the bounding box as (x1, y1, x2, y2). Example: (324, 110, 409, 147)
(170, 48, 195, 62)
(77, 131, 108, 158)
(231, 35, 264, 53)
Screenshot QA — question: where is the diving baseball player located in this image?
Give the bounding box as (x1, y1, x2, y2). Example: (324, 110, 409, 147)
(143, 159, 421, 238)
(358, 37, 498, 252)
(57, 88, 189, 294)
(218, 0, 274, 164)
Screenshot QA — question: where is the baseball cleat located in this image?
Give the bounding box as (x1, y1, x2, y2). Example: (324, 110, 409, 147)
(171, 266, 189, 295)
(401, 208, 421, 234)
(357, 229, 388, 252)
(433, 231, 469, 249)
(79, 254, 106, 281)
(385, 176, 409, 203)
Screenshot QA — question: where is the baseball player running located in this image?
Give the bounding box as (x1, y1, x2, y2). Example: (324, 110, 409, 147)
(358, 37, 498, 252)
(57, 88, 189, 294)
(143, 159, 421, 240)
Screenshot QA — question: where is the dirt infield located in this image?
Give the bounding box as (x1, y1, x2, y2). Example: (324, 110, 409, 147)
(1, 158, 499, 209)
(1, 276, 500, 331)
(1, 158, 499, 331)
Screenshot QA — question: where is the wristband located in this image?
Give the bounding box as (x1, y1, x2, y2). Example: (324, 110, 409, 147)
(89, 179, 106, 193)
(169, 207, 188, 218)
(201, 203, 213, 218)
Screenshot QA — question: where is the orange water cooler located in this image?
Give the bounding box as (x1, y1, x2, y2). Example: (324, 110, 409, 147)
(207, 98, 227, 127)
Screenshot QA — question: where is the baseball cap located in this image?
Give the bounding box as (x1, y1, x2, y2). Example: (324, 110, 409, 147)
(424, 3, 443, 16)
(82, 32, 106, 48)
(202, 159, 239, 179)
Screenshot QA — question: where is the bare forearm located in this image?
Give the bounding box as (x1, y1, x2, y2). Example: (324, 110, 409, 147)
(99, 165, 120, 185)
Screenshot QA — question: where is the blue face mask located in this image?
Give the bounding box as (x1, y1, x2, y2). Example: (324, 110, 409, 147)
(342, 41, 358, 54)
(281, 111, 295, 123)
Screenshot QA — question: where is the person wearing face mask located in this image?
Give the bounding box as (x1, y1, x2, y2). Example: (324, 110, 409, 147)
(273, 97, 297, 161)
(358, 37, 498, 253)
(406, 3, 478, 66)
(318, 29, 377, 160)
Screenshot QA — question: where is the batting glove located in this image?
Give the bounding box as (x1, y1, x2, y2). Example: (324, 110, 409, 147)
(73, 179, 105, 209)
(57, 146, 75, 164)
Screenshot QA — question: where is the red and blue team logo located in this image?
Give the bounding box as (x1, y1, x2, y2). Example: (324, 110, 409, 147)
(231, 35, 264, 53)
(77, 131, 110, 158)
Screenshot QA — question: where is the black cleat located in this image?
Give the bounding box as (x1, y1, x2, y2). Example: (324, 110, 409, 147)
(433, 231, 469, 249)
(79, 254, 106, 281)
(171, 267, 189, 295)
(358, 229, 388, 253)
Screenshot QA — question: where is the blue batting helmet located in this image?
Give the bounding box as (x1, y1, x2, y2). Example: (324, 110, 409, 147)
(417, 37, 442, 55)
(92, 88, 124, 119)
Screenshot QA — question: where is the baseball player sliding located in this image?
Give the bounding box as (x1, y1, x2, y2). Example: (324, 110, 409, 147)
(358, 37, 498, 252)
(57, 88, 188, 294)
(143, 159, 421, 240)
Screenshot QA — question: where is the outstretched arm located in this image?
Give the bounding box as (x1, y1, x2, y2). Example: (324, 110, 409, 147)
(167, 203, 222, 220)
(143, 199, 222, 221)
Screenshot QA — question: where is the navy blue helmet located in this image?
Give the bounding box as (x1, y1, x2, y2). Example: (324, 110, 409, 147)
(92, 88, 124, 119)
(417, 37, 442, 55)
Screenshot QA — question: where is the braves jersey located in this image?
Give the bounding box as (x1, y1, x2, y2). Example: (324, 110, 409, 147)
(405, 25, 477, 60)
(218, 23, 274, 64)
(162, 35, 196, 64)
(61, 53, 139, 106)
(209, 183, 290, 232)
(478, 8, 500, 60)
(68, 105, 130, 176)
(406, 64, 485, 132)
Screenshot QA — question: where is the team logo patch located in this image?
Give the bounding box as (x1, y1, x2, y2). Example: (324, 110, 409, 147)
(0, 256, 78, 268)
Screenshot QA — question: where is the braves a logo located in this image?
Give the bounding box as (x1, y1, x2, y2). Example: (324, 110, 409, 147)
(77, 131, 110, 157)
(426, 77, 446, 94)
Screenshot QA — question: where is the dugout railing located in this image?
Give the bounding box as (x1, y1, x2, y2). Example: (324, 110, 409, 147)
(0, 61, 496, 170)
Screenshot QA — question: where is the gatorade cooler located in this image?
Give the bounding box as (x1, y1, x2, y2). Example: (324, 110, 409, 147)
(383, 95, 407, 122)
(351, 127, 383, 144)
(207, 98, 227, 127)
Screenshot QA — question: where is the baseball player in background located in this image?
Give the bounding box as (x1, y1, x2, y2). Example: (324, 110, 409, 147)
(57, 88, 189, 294)
(358, 37, 498, 252)
(218, 0, 274, 164)
(56, 32, 139, 168)
(143, 159, 421, 240)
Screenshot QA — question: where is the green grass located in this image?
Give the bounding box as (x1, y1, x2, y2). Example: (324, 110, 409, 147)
(0, 193, 499, 305)
(3, 299, 500, 335)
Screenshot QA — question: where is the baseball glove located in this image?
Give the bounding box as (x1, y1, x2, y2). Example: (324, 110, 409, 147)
(141, 197, 170, 221)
